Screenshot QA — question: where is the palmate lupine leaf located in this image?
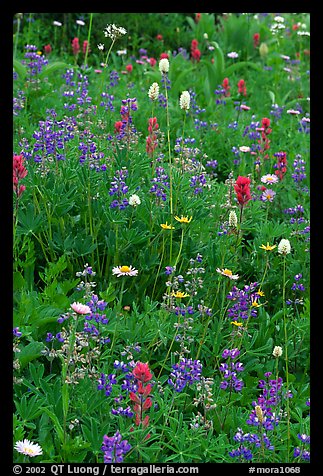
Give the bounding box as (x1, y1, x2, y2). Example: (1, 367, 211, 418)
(38, 61, 70, 79)
(13, 58, 27, 80)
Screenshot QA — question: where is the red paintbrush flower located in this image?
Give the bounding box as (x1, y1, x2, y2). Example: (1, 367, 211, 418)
(234, 176, 252, 207)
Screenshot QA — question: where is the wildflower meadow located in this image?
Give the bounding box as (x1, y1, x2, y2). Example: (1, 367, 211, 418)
(12, 12, 310, 466)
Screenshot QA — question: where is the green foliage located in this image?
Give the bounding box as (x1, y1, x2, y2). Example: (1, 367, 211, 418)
(13, 12, 310, 465)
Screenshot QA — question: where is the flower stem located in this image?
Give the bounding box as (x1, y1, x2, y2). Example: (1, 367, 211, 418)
(164, 76, 173, 263)
(83, 13, 93, 69)
(282, 255, 291, 462)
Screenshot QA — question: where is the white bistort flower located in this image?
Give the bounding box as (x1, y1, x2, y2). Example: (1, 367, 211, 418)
(179, 91, 190, 110)
(228, 210, 238, 228)
(159, 58, 169, 74)
(97, 43, 105, 51)
(148, 82, 160, 101)
(278, 239, 291, 255)
(129, 194, 141, 207)
(14, 439, 43, 457)
(273, 346, 283, 358)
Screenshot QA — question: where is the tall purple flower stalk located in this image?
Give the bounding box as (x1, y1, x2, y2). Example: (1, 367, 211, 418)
(109, 169, 129, 209)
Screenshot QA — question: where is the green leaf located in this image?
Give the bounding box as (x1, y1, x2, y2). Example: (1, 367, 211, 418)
(17, 341, 45, 369)
(38, 62, 70, 79)
(224, 61, 262, 77)
(42, 408, 65, 443)
(13, 59, 27, 80)
(14, 271, 26, 291)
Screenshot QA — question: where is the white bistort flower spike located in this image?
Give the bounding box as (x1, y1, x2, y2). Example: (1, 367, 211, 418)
(148, 82, 160, 101)
(159, 58, 169, 74)
(179, 91, 190, 110)
(278, 239, 291, 255)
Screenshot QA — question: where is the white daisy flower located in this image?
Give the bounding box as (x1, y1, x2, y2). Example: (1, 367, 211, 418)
(14, 439, 43, 457)
(112, 265, 138, 277)
(70, 302, 91, 315)
(216, 268, 239, 280)
(261, 174, 279, 184)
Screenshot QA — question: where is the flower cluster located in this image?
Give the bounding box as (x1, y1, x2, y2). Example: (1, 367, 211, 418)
(292, 154, 307, 183)
(168, 358, 202, 392)
(104, 24, 127, 40)
(13, 154, 28, 198)
(234, 176, 252, 207)
(150, 165, 169, 203)
(247, 372, 288, 431)
(109, 169, 129, 209)
(146, 117, 160, 157)
(226, 282, 263, 322)
(129, 362, 153, 431)
(191, 39, 201, 62)
(293, 433, 310, 462)
(219, 348, 244, 392)
(286, 273, 305, 306)
(101, 431, 131, 463)
(71, 37, 80, 56)
(238, 79, 247, 96)
(229, 428, 274, 461)
(274, 151, 288, 180)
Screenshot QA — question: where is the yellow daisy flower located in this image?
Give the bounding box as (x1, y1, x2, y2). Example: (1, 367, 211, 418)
(174, 215, 192, 224)
(259, 242, 277, 251)
(171, 291, 190, 298)
(231, 321, 243, 327)
(256, 290, 265, 297)
(160, 222, 175, 230)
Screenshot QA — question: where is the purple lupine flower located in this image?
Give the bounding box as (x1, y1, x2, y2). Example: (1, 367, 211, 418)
(292, 154, 307, 183)
(219, 349, 244, 392)
(168, 358, 202, 392)
(101, 430, 131, 463)
(109, 169, 129, 209)
(97, 373, 118, 397)
(150, 166, 169, 202)
(13, 327, 22, 338)
(226, 282, 261, 321)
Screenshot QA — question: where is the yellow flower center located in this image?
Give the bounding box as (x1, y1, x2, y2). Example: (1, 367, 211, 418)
(120, 266, 131, 273)
(223, 269, 233, 276)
